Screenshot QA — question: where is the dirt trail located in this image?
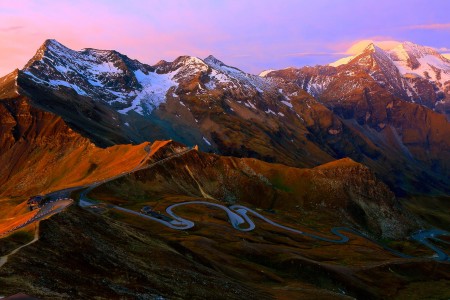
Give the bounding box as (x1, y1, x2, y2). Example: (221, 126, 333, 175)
(0, 223, 39, 269)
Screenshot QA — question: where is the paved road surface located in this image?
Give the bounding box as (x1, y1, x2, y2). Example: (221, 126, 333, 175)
(0, 199, 73, 238)
(96, 200, 448, 261)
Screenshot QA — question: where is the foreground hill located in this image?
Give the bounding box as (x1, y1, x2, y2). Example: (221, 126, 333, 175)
(1, 142, 448, 299)
(2, 201, 448, 299)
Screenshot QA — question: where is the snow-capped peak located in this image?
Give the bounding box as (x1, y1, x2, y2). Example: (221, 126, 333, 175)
(329, 56, 355, 67)
(204, 55, 225, 66)
(43, 39, 69, 51)
(202, 55, 273, 93)
(386, 42, 445, 68)
(22, 39, 178, 116)
(24, 39, 75, 68)
(327, 40, 450, 109)
(329, 43, 386, 68)
(259, 69, 275, 77)
(386, 42, 450, 89)
(160, 55, 209, 75)
(329, 41, 446, 69)
(358, 43, 386, 56)
(363, 43, 378, 52)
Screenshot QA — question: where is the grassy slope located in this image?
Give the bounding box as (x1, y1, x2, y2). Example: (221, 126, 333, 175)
(0, 205, 271, 299)
(84, 146, 450, 299)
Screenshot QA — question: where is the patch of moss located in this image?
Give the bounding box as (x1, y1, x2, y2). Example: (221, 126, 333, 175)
(271, 175, 293, 193)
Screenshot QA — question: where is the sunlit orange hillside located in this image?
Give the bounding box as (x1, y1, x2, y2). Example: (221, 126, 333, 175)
(0, 95, 173, 211)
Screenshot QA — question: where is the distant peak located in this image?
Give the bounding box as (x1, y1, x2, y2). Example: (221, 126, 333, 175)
(23, 39, 73, 69)
(389, 41, 441, 60)
(165, 56, 208, 73)
(363, 43, 382, 53)
(154, 59, 168, 66)
(205, 54, 217, 61)
(259, 69, 275, 77)
(204, 55, 224, 66)
(400, 41, 415, 46)
(41, 39, 69, 51)
(399, 41, 425, 49)
(395, 41, 418, 51)
(174, 55, 205, 64)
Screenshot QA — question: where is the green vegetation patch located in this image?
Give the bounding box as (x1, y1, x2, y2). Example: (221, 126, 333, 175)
(270, 175, 293, 193)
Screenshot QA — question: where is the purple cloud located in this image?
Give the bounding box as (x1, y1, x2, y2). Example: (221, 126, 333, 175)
(405, 23, 450, 30)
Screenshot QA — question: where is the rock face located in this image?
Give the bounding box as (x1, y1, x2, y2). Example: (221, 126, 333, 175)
(2, 39, 450, 195)
(0, 69, 419, 238)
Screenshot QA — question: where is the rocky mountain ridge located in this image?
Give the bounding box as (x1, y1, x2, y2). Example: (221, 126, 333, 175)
(2, 39, 450, 195)
(290, 41, 450, 114)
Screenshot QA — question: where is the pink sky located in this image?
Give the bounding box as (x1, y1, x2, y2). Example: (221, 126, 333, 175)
(1, 0, 450, 76)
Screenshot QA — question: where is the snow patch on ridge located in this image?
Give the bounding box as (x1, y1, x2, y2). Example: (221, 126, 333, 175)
(329, 56, 355, 67)
(118, 70, 178, 115)
(391, 54, 450, 85)
(259, 69, 275, 77)
(204, 56, 273, 93)
(202, 136, 212, 146)
(281, 100, 293, 108)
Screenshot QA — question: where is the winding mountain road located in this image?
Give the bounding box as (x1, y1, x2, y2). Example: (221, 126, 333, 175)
(99, 200, 449, 261)
(0, 198, 74, 270)
(2, 144, 449, 268)
(77, 146, 450, 262)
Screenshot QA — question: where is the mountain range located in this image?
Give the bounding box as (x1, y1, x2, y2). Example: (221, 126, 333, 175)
(3, 39, 450, 196)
